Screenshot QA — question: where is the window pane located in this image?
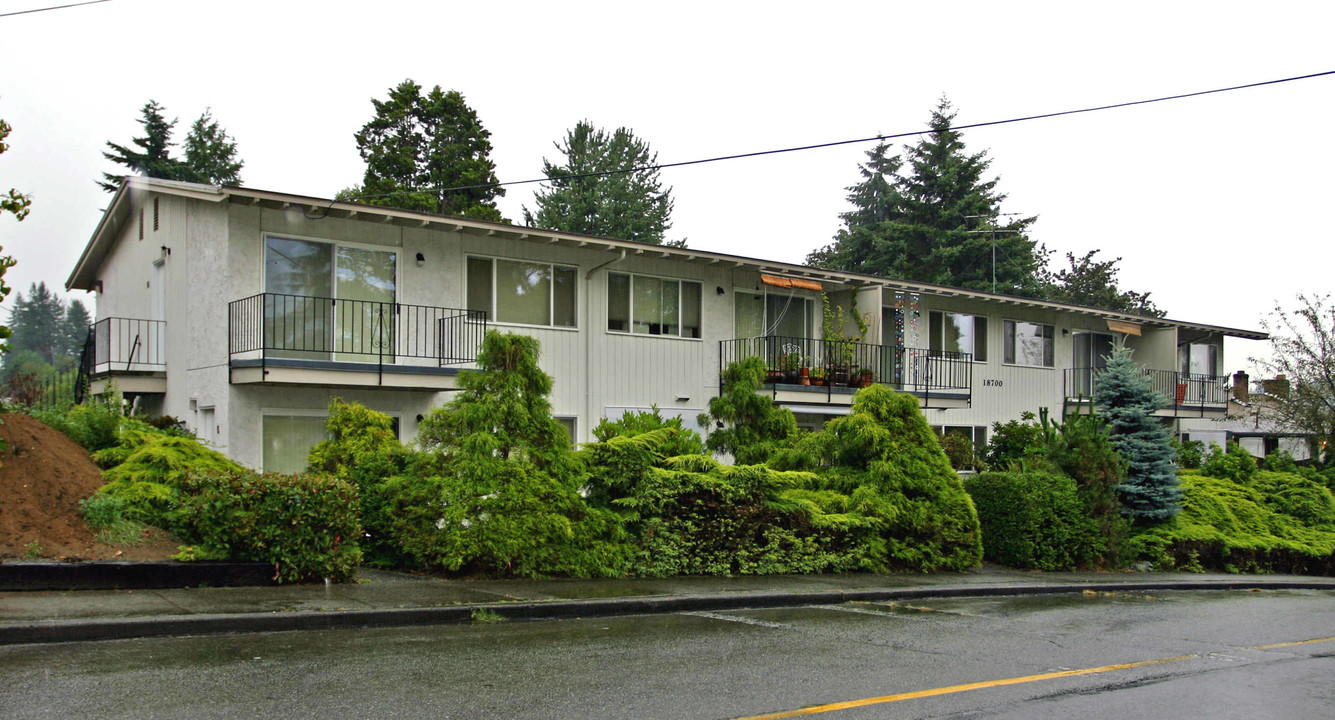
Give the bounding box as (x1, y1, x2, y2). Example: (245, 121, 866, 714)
(1007, 320, 1053, 367)
(735, 292, 764, 338)
(633, 275, 662, 334)
(607, 273, 630, 332)
(768, 294, 808, 339)
(660, 280, 680, 336)
(974, 317, 988, 362)
(553, 265, 577, 327)
(265, 237, 332, 356)
(1003, 320, 1016, 364)
(336, 247, 396, 360)
(266, 236, 332, 298)
(496, 260, 551, 325)
(929, 312, 944, 352)
(262, 415, 329, 474)
(681, 282, 702, 339)
(466, 257, 492, 318)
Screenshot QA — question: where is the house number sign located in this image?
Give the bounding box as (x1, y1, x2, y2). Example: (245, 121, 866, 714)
(983, 379, 1003, 387)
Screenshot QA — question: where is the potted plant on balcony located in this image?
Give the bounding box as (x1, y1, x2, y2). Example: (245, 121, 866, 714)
(799, 366, 811, 386)
(859, 366, 875, 388)
(822, 292, 869, 388)
(810, 367, 826, 386)
(779, 348, 803, 383)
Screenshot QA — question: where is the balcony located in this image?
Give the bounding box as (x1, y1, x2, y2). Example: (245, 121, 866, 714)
(720, 336, 972, 409)
(77, 317, 168, 398)
(1064, 367, 1230, 417)
(227, 293, 486, 390)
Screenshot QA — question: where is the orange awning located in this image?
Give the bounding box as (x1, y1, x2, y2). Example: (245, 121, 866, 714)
(761, 274, 823, 291)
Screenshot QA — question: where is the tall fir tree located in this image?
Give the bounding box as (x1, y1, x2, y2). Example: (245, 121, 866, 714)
(6, 282, 67, 365)
(1093, 346, 1181, 521)
(351, 80, 505, 222)
(183, 108, 244, 185)
(523, 121, 676, 245)
(808, 99, 1046, 296)
(102, 101, 244, 190)
(61, 299, 92, 358)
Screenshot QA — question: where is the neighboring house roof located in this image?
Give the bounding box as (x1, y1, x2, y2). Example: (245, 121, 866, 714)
(69, 177, 1269, 342)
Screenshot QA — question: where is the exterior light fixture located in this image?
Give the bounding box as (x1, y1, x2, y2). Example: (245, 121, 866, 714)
(416, 252, 425, 267)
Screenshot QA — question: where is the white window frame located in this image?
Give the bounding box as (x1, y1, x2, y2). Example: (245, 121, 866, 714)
(928, 310, 988, 362)
(466, 255, 578, 330)
(261, 232, 402, 300)
(1002, 319, 1055, 368)
(607, 271, 703, 340)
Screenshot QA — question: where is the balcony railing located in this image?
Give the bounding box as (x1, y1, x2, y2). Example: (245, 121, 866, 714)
(1064, 367, 1229, 409)
(228, 293, 486, 369)
(87, 317, 167, 372)
(720, 335, 972, 401)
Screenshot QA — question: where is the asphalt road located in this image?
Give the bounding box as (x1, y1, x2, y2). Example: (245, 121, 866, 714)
(3, 588, 1332, 719)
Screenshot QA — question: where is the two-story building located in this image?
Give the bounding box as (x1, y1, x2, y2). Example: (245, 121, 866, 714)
(67, 178, 1267, 471)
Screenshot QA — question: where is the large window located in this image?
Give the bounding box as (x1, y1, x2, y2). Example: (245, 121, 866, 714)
(1003, 320, 1054, 367)
(262, 414, 329, 474)
(467, 257, 577, 328)
(734, 291, 815, 339)
(607, 272, 701, 338)
(929, 311, 987, 361)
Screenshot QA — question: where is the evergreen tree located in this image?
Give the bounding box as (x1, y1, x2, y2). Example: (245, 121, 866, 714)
(351, 80, 505, 222)
(386, 332, 627, 576)
(101, 101, 244, 191)
(61, 299, 92, 358)
(808, 99, 1046, 296)
(1042, 250, 1164, 317)
(523, 121, 676, 245)
(697, 356, 799, 465)
(1093, 346, 1181, 521)
(183, 108, 243, 186)
(7, 282, 67, 365)
(0, 113, 27, 352)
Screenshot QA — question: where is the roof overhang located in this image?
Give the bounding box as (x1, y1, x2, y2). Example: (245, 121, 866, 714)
(66, 178, 1269, 342)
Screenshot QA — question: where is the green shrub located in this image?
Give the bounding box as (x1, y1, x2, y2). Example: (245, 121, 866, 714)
(306, 398, 411, 566)
(984, 412, 1046, 469)
(1261, 450, 1298, 473)
(1254, 470, 1335, 525)
(965, 471, 1103, 570)
(1201, 442, 1257, 483)
(698, 357, 799, 465)
(1042, 409, 1129, 566)
(774, 385, 982, 572)
(594, 407, 705, 458)
(1126, 470, 1335, 575)
(174, 472, 363, 583)
(940, 432, 980, 471)
(1175, 438, 1205, 469)
(28, 398, 124, 452)
(79, 492, 127, 529)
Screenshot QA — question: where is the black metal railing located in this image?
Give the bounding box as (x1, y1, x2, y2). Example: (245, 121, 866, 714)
(228, 293, 486, 368)
(1064, 367, 1229, 408)
(87, 317, 167, 372)
(720, 335, 972, 400)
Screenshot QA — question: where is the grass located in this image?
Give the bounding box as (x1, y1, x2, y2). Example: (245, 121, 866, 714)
(470, 608, 506, 623)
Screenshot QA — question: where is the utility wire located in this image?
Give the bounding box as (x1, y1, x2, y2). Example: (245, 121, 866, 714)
(0, 0, 110, 18)
(345, 69, 1335, 204)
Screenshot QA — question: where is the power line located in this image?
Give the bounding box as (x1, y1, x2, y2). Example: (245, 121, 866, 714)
(0, 0, 111, 18)
(346, 69, 1335, 204)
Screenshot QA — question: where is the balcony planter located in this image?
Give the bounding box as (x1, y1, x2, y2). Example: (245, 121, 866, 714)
(799, 367, 810, 386)
(1176, 383, 1187, 404)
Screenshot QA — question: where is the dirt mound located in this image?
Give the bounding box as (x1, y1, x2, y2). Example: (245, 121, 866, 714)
(0, 413, 177, 561)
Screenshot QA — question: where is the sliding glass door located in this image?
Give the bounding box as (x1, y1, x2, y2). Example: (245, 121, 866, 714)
(264, 236, 396, 362)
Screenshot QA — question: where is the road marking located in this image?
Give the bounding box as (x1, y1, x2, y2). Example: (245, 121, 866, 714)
(730, 636, 1335, 720)
(1255, 636, 1335, 649)
(682, 611, 794, 630)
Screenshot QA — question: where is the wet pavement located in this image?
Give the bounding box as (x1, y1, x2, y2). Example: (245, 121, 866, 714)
(3, 565, 1334, 644)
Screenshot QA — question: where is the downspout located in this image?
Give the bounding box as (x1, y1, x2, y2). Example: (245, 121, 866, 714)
(584, 250, 626, 441)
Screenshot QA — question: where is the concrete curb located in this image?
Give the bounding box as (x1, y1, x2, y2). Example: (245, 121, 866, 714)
(5, 580, 1333, 646)
(0, 562, 277, 591)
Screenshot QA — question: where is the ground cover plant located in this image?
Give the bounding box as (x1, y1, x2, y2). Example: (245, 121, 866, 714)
(965, 470, 1101, 570)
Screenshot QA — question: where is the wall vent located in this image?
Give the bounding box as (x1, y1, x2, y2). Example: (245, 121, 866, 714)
(153, 198, 160, 231)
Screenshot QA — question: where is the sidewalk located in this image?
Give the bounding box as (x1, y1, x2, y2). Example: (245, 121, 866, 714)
(4, 566, 1334, 645)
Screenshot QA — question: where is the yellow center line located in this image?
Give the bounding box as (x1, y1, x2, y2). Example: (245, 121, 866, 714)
(731, 636, 1335, 720)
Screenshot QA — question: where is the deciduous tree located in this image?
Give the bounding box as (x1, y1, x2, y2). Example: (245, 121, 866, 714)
(1257, 293, 1335, 465)
(351, 80, 505, 222)
(0, 113, 26, 352)
(523, 121, 677, 245)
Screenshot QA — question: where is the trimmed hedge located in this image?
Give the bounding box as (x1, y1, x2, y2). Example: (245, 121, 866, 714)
(174, 472, 363, 583)
(965, 471, 1102, 570)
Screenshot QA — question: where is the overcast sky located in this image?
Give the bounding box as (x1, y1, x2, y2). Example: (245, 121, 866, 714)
(2, 0, 1331, 373)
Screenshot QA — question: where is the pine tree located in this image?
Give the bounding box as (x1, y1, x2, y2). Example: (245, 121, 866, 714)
(352, 80, 505, 222)
(61, 299, 92, 358)
(100, 100, 190, 191)
(183, 108, 243, 186)
(523, 121, 676, 245)
(809, 99, 1046, 296)
(1093, 346, 1181, 521)
(6, 282, 67, 365)
(102, 101, 244, 191)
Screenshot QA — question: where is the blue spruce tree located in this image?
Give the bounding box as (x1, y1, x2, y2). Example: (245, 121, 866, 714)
(1093, 346, 1181, 521)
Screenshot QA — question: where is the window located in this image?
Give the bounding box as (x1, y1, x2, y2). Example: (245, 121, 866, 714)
(929, 311, 987, 361)
(607, 272, 701, 338)
(734, 291, 815, 339)
(556, 417, 577, 446)
(1178, 342, 1219, 377)
(1003, 320, 1054, 367)
(262, 414, 329, 474)
(467, 257, 576, 328)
